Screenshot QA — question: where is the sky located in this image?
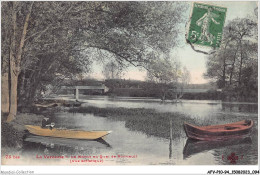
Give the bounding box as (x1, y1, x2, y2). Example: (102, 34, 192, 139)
(89, 1, 258, 84)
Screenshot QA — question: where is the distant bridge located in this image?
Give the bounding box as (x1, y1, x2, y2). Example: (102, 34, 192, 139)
(60, 86, 215, 100)
(61, 85, 109, 100)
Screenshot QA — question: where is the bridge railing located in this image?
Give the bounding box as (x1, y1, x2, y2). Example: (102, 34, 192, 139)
(61, 85, 106, 90)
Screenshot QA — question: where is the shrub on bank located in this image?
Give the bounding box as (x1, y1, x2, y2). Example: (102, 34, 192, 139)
(1, 113, 45, 148)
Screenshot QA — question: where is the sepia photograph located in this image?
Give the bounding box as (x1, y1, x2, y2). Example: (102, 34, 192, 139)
(1, 0, 258, 174)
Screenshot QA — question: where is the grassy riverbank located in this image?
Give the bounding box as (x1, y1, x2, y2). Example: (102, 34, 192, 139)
(1, 113, 47, 148)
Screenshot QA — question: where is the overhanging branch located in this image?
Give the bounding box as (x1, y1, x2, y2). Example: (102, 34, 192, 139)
(186, 39, 216, 55)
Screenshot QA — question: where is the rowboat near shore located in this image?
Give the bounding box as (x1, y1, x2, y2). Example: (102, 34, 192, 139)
(25, 125, 112, 140)
(183, 120, 253, 141)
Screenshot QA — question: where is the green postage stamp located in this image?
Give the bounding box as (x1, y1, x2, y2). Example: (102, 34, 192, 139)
(187, 3, 227, 48)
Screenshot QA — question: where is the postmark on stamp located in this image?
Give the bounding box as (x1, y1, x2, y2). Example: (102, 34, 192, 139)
(187, 2, 227, 48)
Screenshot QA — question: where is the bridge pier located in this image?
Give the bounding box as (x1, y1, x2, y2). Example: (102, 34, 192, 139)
(75, 87, 79, 100)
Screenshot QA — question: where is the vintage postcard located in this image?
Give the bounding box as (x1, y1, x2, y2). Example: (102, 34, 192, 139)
(1, 1, 259, 174)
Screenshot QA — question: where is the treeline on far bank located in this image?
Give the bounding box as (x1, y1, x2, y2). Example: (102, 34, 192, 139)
(105, 88, 224, 101)
(62, 79, 220, 100)
(60, 79, 257, 102)
(106, 79, 257, 102)
(61, 79, 257, 102)
(102, 89, 256, 102)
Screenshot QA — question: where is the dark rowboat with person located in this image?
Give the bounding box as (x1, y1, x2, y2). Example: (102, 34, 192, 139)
(183, 120, 253, 141)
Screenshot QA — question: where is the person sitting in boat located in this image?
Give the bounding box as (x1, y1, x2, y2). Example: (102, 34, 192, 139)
(42, 118, 55, 129)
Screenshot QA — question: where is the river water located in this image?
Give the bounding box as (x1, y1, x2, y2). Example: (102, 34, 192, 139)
(21, 95, 258, 165)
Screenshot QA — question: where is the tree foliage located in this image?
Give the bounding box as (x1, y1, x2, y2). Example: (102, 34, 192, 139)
(204, 16, 258, 101)
(1, 1, 187, 121)
(146, 54, 189, 101)
(102, 61, 125, 79)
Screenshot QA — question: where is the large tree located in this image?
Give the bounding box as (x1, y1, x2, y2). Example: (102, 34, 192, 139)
(2, 1, 186, 122)
(146, 53, 182, 101)
(2, 2, 92, 121)
(2, 2, 34, 122)
(204, 16, 257, 101)
(102, 61, 124, 79)
(177, 66, 191, 99)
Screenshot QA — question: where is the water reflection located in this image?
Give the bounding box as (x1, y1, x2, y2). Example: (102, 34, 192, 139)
(19, 96, 258, 165)
(23, 135, 111, 156)
(75, 95, 258, 117)
(169, 118, 173, 159)
(213, 141, 258, 165)
(24, 135, 111, 147)
(222, 103, 258, 113)
(183, 137, 252, 159)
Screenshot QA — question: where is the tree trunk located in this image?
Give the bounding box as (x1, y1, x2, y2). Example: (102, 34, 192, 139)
(1, 72, 10, 113)
(7, 69, 18, 122)
(161, 85, 166, 102)
(15, 3, 33, 69)
(229, 42, 239, 85)
(18, 70, 26, 104)
(162, 93, 166, 102)
(6, 2, 17, 122)
(238, 41, 243, 86)
(7, 2, 33, 122)
(222, 58, 226, 88)
(222, 39, 231, 88)
(1, 15, 11, 113)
